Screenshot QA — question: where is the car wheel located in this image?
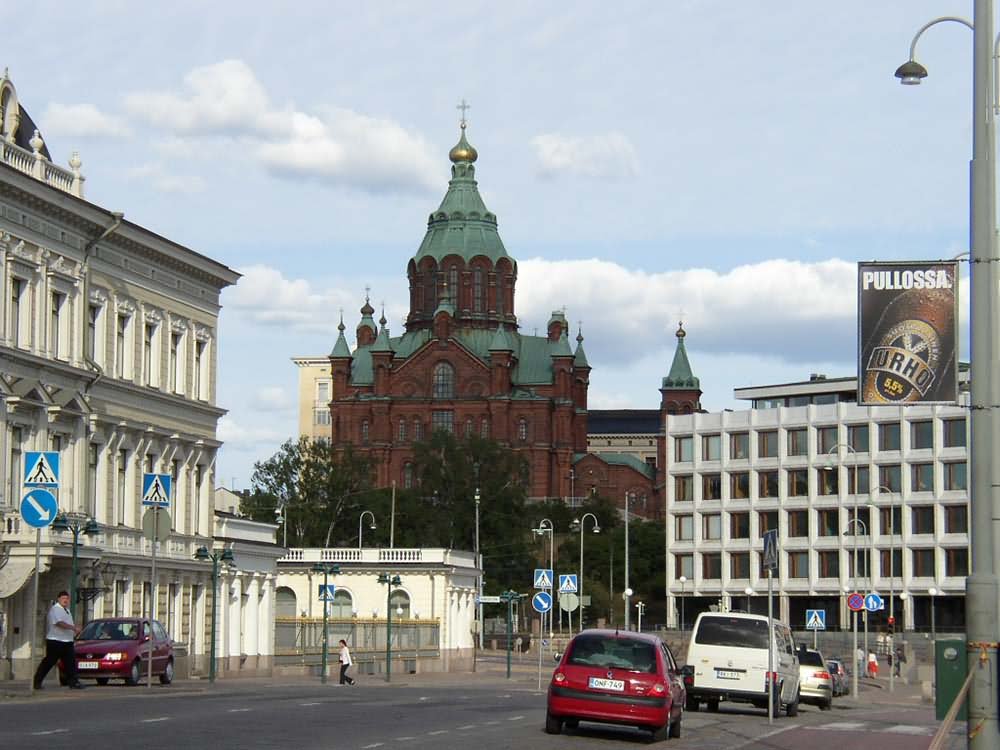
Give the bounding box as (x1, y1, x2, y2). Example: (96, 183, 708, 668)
(820, 698, 832, 711)
(650, 720, 670, 742)
(685, 696, 699, 712)
(785, 690, 800, 718)
(159, 659, 174, 685)
(96, 678, 110, 686)
(545, 713, 563, 735)
(707, 699, 720, 713)
(125, 659, 142, 686)
(668, 714, 682, 739)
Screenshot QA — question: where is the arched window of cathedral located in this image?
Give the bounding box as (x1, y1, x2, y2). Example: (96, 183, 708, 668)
(432, 362, 455, 399)
(403, 462, 414, 489)
(424, 270, 437, 312)
(449, 267, 458, 305)
(398, 419, 407, 442)
(464, 418, 473, 438)
(496, 275, 505, 316)
(480, 418, 489, 439)
(412, 418, 423, 441)
(518, 418, 528, 442)
(473, 269, 483, 313)
(361, 420, 370, 445)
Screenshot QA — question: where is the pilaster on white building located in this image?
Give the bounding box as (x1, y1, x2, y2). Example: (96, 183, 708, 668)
(664, 373, 969, 634)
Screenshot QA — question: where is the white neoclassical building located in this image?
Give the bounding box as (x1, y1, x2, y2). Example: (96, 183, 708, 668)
(275, 547, 478, 674)
(0, 70, 243, 679)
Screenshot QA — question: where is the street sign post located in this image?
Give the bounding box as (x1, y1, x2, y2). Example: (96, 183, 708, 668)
(762, 528, 778, 725)
(532, 591, 552, 614)
(141, 508, 171, 543)
(532, 591, 552, 691)
(533, 569, 553, 589)
(560, 593, 579, 612)
(806, 608, 826, 649)
(23, 452, 60, 698)
(141, 473, 172, 690)
(20, 489, 58, 529)
(318, 584, 336, 601)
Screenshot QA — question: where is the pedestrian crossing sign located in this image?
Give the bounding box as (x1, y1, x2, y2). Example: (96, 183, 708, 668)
(533, 568, 553, 589)
(763, 529, 778, 572)
(23, 451, 60, 488)
(805, 609, 826, 630)
(558, 574, 578, 593)
(318, 584, 336, 602)
(142, 473, 172, 507)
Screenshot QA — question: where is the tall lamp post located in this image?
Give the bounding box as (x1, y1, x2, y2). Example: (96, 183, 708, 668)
(533, 519, 554, 641)
(358, 511, 376, 548)
(928, 587, 938, 643)
(193, 546, 234, 683)
(624, 492, 638, 630)
(311, 563, 341, 684)
(475, 487, 483, 652)
(51, 512, 99, 619)
(571, 513, 600, 634)
(377, 573, 402, 682)
(895, 7, 1000, 746)
(875, 485, 898, 693)
(678, 575, 687, 631)
(845, 516, 871, 688)
(744, 586, 754, 614)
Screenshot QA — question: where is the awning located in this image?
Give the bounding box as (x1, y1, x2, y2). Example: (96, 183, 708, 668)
(0, 558, 35, 598)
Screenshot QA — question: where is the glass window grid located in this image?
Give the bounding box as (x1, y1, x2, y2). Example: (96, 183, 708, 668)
(675, 436, 693, 462)
(703, 513, 721, 540)
(730, 432, 749, 460)
(702, 434, 721, 461)
(758, 430, 778, 458)
(943, 418, 967, 448)
(730, 552, 750, 579)
(878, 423, 901, 451)
(910, 421, 933, 450)
(702, 474, 722, 501)
(944, 505, 968, 534)
(787, 468, 808, 497)
(911, 463, 934, 492)
(787, 428, 807, 457)
(944, 461, 967, 491)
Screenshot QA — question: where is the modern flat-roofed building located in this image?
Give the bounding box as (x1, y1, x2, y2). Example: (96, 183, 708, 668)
(664, 372, 969, 635)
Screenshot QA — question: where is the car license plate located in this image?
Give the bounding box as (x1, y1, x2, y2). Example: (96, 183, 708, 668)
(77, 660, 99, 670)
(715, 669, 740, 680)
(588, 677, 625, 692)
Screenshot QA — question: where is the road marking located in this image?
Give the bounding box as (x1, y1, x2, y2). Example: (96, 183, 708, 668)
(485, 720, 501, 725)
(428, 730, 449, 735)
(228, 708, 251, 713)
(361, 744, 384, 749)
(883, 725, 934, 735)
(507, 715, 525, 721)
(394, 737, 416, 741)
(141, 717, 170, 723)
(811, 722, 868, 731)
(31, 729, 68, 736)
(300, 702, 322, 706)
(457, 724, 477, 730)
(729, 726, 792, 749)
(419, 696, 429, 701)
(500, 693, 511, 698)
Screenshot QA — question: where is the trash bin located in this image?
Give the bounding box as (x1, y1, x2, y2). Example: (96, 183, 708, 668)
(934, 639, 967, 722)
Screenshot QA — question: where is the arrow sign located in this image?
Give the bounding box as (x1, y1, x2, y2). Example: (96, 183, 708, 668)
(23, 451, 59, 488)
(805, 609, 826, 630)
(20, 489, 58, 528)
(533, 568, 553, 590)
(864, 593, 885, 612)
(532, 591, 552, 613)
(558, 574, 578, 593)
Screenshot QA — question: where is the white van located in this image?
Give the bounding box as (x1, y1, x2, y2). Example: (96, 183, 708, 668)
(683, 612, 800, 718)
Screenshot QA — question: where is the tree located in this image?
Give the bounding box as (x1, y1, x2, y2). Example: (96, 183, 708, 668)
(243, 437, 376, 547)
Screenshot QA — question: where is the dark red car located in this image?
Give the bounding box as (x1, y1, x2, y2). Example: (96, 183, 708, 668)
(547, 629, 686, 741)
(65, 617, 174, 686)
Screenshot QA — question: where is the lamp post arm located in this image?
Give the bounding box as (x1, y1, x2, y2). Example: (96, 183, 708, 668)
(907, 16, 974, 61)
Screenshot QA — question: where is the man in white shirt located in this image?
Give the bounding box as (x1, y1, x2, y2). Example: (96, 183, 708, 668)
(338, 639, 356, 685)
(33, 591, 83, 689)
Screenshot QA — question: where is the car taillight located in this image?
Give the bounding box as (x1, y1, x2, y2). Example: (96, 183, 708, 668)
(764, 671, 777, 687)
(553, 672, 566, 683)
(816, 671, 830, 680)
(683, 674, 693, 686)
(652, 683, 666, 694)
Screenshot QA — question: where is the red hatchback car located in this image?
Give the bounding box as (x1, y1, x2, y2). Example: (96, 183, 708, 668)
(66, 618, 175, 686)
(547, 629, 686, 741)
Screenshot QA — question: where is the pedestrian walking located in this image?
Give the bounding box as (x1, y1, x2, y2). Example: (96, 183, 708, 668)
(338, 639, 356, 685)
(33, 591, 83, 690)
(855, 646, 864, 677)
(893, 646, 905, 678)
(867, 650, 879, 679)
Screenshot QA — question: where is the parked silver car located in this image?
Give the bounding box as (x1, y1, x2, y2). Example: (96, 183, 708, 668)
(826, 659, 847, 697)
(798, 648, 833, 710)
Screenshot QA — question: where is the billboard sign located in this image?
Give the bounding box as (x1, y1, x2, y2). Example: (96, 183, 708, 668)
(858, 261, 959, 405)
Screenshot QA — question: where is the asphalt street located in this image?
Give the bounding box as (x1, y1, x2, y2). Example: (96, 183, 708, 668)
(0, 671, 962, 750)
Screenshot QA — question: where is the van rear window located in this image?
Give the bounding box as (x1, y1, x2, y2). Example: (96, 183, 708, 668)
(694, 616, 769, 649)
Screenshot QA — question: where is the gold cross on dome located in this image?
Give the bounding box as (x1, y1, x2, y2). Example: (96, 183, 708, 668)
(456, 99, 471, 128)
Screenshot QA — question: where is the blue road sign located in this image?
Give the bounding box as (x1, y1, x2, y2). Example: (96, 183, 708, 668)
(805, 609, 826, 630)
(142, 473, 172, 507)
(533, 568, 553, 589)
(762, 529, 778, 571)
(558, 574, 578, 594)
(318, 584, 336, 602)
(20, 489, 58, 528)
(532, 591, 552, 614)
(24, 451, 59, 488)
(864, 593, 885, 612)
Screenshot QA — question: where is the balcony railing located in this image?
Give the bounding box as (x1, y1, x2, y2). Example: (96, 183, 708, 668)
(2, 138, 84, 197)
(278, 547, 476, 567)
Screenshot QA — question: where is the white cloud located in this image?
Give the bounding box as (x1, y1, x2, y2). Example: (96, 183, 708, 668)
(253, 386, 292, 412)
(217, 416, 286, 451)
(125, 163, 206, 194)
(531, 132, 638, 179)
(123, 60, 437, 194)
(42, 102, 130, 138)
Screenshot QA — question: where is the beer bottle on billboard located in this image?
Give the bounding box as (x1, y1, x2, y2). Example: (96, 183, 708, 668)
(861, 284, 955, 404)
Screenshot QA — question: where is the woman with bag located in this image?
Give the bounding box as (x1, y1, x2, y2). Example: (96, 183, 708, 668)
(339, 639, 356, 685)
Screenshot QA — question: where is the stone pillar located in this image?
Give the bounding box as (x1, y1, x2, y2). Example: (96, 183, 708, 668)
(244, 575, 260, 671)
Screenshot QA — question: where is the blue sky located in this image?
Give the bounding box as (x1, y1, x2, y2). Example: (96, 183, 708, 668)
(5, 1, 978, 486)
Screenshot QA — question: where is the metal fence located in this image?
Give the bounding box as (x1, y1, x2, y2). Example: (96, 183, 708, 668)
(275, 617, 441, 671)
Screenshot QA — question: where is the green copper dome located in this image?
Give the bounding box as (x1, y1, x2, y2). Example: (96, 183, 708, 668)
(662, 323, 700, 390)
(413, 124, 509, 264)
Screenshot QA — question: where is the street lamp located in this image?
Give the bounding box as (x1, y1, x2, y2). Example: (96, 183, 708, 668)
(377, 573, 402, 682)
(51, 512, 100, 619)
(928, 587, 938, 643)
(845, 516, 873, 676)
(678, 575, 687, 631)
(475, 486, 482, 653)
(193, 545, 235, 683)
(571, 513, 600, 634)
(311, 563, 341, 684)
(358, 511, 376, 548)
(533, 519, 554, 641)
(635, 601, 645, 632)
(874, 484, 898, 693)
(623, 492, 640, 630)
(896, 9, 1000, 745)
(744, 586, 753, 614)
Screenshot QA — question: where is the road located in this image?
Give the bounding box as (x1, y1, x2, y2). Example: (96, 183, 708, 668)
(0, 672, 961, 749)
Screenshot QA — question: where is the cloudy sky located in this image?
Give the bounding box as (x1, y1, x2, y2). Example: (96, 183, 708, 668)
(6, 1, 978, 486)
